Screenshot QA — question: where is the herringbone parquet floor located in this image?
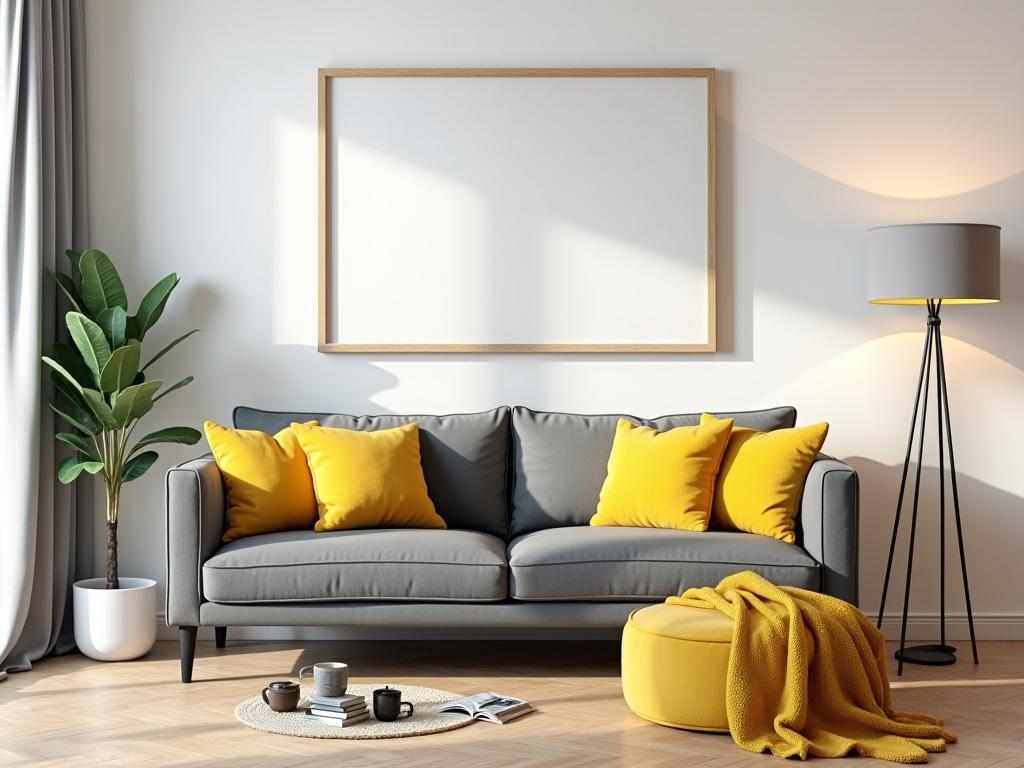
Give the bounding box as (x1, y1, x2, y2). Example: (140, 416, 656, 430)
(1, 639, 1022, 767)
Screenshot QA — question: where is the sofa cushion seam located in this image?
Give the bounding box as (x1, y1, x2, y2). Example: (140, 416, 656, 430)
(204, 560, 508, 570)
(508, 558, 820, 569)
(202, 595, 508, 604)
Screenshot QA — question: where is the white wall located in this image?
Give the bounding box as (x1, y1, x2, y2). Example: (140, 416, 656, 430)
(84, 0, 1024, 639)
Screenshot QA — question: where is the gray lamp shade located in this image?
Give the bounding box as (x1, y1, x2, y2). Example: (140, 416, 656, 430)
(867, 223, 1000, 305)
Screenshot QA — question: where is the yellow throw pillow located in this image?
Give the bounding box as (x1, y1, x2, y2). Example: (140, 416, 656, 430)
(291, 421, 446, 532)
(701, 413, 829, 543)
(205, 420, 319, 543)
(590, 417, 734, 531)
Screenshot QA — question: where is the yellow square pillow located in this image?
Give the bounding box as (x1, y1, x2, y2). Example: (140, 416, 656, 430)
(701, 413, 829, 543)
(590, 417, 734, 531)
(204, 420, 319, 543)
(290, 421, 445, 532)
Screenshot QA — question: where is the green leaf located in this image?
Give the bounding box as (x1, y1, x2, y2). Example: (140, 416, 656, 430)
(111, 379, 163, 426)
(141, 329, 199, 371)
(66, 312, 111, 383)
(57, 456, 104, 484)
(55, 432, 100, 461)
(45, 357, 115, 430)
(79, 249, 127, 315)
(121, 450, 158, 482)
(42, 356, 85, 395)
(152, 375, 193, 403)
(50, 404, 99, 435)
(130, 426, 201, 456)
(50, 271, 83, 313)
(50, 369, 90, 413)
(65, 249, 82, 275)
(96, 306, 127, 348)
(133, 274, 179, 341)
(71, 406, 101, 433)
(124, 315, 139, 341)
(99, 341, 140, 393)
(81, 388, 118, 430)
(52, 342, 91, 386)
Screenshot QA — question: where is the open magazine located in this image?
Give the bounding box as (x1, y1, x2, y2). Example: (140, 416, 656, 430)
(437, 692, 535, 724)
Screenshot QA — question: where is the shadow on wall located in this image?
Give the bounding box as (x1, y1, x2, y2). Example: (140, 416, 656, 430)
(225, 349, 401, 418)
(844, 456, 1024, 618)
(250, 109, 1024, 444)
(950, 254, 1024, 371)
(283, 80, 1023, 397)
(170, 265, 401, 416)
(737, 114, 1024, 379)
(724, 115, 1024, 352)
(259, 57, 1024, 443)
(712, 72, 741, 357)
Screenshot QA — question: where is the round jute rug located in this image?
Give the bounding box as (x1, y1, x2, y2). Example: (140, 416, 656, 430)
(234, 683, 474, 739)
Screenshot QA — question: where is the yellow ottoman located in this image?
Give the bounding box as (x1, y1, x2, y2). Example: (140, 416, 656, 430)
(621, 603, 732, 732)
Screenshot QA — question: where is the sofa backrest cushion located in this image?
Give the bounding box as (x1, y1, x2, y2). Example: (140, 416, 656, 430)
(233, 407, 510, 538)
(509, 406, 797, 538)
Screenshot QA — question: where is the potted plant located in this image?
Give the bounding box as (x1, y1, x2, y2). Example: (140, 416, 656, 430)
(43, 249, 201, 661)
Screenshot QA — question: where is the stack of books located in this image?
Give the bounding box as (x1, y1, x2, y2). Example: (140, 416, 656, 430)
(302, 692, 369, 728)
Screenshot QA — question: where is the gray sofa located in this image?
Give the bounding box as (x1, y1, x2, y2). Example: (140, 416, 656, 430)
(166, 406, 858, 682)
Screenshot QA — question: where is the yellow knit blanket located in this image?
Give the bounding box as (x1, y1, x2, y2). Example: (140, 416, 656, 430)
(667, 572, 956, 763)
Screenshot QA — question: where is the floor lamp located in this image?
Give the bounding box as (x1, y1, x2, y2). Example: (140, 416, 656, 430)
(868, 223, 1000, 675)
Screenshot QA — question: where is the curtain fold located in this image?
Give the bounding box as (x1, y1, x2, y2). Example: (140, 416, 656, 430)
(1, 0, 87, 681)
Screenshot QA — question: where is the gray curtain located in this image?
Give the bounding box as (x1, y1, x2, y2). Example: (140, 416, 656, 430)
(0, 0, 87, 681)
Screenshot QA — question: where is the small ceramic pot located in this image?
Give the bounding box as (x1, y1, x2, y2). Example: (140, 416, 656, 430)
(262, 681, 301, 712)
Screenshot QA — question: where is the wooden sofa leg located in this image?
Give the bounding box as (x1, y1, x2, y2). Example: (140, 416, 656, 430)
(179, 626, 198, 683)
(215, 626, 227, 649)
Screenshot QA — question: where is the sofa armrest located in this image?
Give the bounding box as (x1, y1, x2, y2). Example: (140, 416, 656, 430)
(798, 455, 859, 606)
(165, 454, 225, 626)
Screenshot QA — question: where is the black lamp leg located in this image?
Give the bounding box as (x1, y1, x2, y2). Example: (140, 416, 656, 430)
(905, 310, 957, 659)
(935, 321, 980, 664)
(895, 315, 934, 676)
(877, 316, 933, 630)
(938, 345, 946, 652)
(889, 300, 966, 671)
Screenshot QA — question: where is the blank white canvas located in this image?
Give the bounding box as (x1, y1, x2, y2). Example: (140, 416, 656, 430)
(327, 75, 710, 346)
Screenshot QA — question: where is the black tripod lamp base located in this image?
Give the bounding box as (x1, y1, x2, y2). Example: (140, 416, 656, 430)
(874, 297, 981, 674)
(894, 644, 958, 666)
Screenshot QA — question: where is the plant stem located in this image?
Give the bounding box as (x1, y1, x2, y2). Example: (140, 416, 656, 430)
(105, 520, 119, 590)
(106, 487, 120, 589)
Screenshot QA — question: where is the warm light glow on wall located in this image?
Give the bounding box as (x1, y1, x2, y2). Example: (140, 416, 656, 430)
(765, 333, 1024, 483)
(869, 298, 999, 305)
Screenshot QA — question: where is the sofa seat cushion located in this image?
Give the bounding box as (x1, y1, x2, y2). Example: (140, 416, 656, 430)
(507, 527, 819, 601)
(203, 529, 508, 603)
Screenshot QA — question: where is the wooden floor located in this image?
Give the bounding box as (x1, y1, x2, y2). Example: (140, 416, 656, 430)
(1, 639, 1022, 767)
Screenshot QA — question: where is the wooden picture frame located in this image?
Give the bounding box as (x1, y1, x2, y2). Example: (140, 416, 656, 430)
(318, 67, 716, 352)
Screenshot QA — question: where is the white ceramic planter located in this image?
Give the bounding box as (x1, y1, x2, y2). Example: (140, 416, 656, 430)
(73, 577, 157, 661)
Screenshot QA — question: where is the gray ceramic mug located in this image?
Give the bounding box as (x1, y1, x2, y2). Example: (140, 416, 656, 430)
(299, 661, 349, 697)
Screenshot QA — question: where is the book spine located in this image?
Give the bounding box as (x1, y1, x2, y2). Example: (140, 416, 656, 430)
(306, 708, 368, 719)
(304, 714, 368, 728)
(308, 708, 366, 714)
(307, 697, 365, 707)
